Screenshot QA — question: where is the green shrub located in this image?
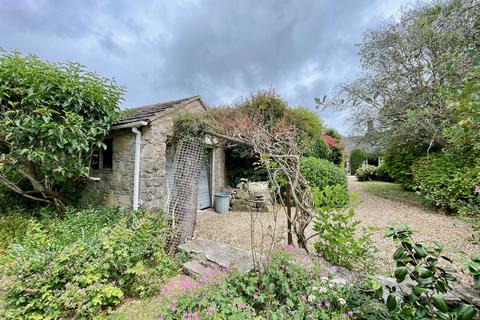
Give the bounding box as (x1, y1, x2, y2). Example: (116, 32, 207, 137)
(311, 185, 349, 209)
(413, 152, 480, 215)
(154, 250, 391, 319)
(375, 162, 391, 181)
(355, 165, 377, 182)
(0, 208, 32, 256)
(302, 138, 330, 159)
(300, 157, 347, 190)
(384, 225, 477, 319)
(383, 144, 428, 190)
(349, 149, 366, 175)
(312, 188, 376, 273)
(0, 51, 124, 206)
(3, 208, 179, 319)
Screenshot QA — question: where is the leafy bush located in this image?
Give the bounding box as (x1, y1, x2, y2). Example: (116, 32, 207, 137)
(300, 157, 347, 190)
(155, 250, 391, 319)
(349, 148, 366, 175)
(355, 165, 377, 181)
(236, 89, 288, 125)
(375, 162, 391, 181)
(0, 51, 124, 206)
(312, 188, 376, 273)
(0, 208, 33, 256)
(384, 225, 477, 319)
(413, 152, 480, 215)
(323, 133, 344, 166)
(302, 137, 330, 159)
(462, 253, 480, 290)
(3, 208, 179, 319)
(311, 185, 349, 209)
(383, 144, 428, 190)
(287, 106, 326, 147)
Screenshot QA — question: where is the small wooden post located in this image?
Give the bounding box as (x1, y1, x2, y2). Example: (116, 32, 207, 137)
(286, 184, 293, 245)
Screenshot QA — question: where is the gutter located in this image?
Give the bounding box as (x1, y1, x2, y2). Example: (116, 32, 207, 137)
(110, 120, 148, 210)
(111, 120, 148, 131)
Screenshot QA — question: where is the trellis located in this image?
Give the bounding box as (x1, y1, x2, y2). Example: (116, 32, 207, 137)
(164, 137, 206, 249)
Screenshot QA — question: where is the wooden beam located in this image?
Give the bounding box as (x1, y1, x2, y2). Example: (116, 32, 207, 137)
(203, 130, 252, 146)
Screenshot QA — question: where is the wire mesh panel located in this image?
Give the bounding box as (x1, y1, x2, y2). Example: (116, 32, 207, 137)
(165, 137, 205, 248)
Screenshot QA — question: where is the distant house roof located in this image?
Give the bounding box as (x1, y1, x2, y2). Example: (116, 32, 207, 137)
(114, 95, 206, 126)
(342, 136, 371, 155)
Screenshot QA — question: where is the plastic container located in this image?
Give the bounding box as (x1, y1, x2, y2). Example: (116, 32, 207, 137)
(214, 192, 230, 214)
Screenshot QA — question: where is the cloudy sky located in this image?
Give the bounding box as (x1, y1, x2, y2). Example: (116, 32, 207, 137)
(0, 0, 409, 135)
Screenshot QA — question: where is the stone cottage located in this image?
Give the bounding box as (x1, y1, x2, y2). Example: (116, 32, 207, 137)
(91, 95, 226, 211)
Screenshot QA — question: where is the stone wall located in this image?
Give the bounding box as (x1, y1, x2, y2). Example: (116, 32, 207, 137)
(91, 130, 135, 208)
(212, 143, 226, 194)
(89, 99, 226, 210)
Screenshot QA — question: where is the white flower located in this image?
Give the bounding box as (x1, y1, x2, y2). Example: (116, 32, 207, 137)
(328, 283, 334, 288)
(312, 286, 319, 291)
(338, 298, 347, 306)
(319, 287, 327, 293)
(308, 295, 316, 302)
(320, 276, 328, 283)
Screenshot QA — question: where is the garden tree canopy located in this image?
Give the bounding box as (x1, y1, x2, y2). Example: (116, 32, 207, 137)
(0, 51, 124, 207)
(323, 0, 479, 150)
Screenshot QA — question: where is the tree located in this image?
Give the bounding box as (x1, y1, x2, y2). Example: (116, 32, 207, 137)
(0, 51, 124, 207)
(349, 148, 366, 174)
(287, 106, 326, 149)
(322, 0, 479, 151)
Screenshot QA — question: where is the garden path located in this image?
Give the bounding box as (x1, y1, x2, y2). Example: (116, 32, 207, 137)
(349, 176, 479, 284)
(195, 176, 479, 285)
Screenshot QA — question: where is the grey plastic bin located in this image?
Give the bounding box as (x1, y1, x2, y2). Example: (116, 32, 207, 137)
(214, 192, 230, 214)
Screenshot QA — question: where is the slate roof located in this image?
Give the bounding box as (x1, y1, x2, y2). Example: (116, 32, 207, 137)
(342, 136, 370, 155)
(114, 95, 203, 126)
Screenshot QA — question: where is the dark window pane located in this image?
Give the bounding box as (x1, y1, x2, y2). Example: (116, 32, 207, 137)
(102, 138, 113, 169)
(91, 150, 100, 170)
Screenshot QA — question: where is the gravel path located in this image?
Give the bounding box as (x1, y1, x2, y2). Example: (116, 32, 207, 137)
(195, 177, 479, 285)
(349, 176, 479, 284)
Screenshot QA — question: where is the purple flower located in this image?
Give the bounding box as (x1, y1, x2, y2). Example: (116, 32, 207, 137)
(206, 306, 214, 316)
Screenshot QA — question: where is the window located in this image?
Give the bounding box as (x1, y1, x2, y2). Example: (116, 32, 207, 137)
(92, 138, 113, 170)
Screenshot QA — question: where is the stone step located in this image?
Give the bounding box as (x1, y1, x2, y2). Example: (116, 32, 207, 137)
(178, 239, 254, 272)
(182, 260, 214, 278)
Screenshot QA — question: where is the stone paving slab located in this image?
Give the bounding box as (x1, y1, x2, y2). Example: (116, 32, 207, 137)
(179, 239, 254, 272)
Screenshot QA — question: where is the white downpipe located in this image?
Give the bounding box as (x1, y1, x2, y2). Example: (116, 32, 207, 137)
(210, 149, 215, 206)
(132, 127, 142, 210)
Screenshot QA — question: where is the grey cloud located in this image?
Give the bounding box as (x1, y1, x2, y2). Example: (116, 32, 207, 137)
(0, 0, 408, 135)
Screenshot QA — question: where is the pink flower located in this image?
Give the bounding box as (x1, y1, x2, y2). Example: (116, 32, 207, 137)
(206, 307, 214, 316)
(323, 135, 339, 148)
(475, 186, 480, 194)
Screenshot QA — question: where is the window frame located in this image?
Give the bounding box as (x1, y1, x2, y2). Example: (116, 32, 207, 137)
(92, 138, 114, 171)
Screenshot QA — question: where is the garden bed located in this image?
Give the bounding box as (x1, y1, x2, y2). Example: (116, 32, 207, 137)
(195, 177, 480, 287)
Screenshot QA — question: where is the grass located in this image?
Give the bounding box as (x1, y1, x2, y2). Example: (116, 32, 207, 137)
(362, 181, 426, 207)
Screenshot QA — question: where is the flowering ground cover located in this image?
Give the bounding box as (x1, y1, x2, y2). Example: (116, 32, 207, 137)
(107, 250, 392, 320)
